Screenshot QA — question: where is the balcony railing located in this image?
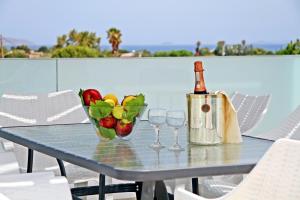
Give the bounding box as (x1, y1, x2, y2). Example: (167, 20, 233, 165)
(0, 56, 300, 134)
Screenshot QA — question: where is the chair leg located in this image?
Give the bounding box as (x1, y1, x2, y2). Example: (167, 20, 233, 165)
(99, 174, 105, 200)
(192, 178, 199, 195)
(136, 181, 143, 200)
(56, 158, 67, 177)
(27, 148, 33, 173)
(72, 195, 82, 200)
(74, 181, 89, 200)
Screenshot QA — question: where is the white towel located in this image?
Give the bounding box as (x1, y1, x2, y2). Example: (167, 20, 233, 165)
(215, 91, 242, 144)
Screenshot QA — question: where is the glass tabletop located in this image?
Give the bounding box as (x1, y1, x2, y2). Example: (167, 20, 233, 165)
(0, 122, 273, 181)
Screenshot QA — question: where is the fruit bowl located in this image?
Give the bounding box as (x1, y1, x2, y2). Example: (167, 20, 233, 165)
(79, 89, 146, 140)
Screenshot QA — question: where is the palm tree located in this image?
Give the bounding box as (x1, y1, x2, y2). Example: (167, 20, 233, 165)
(54, 29, 101, 50)
(68, 29, 79, 46)
(195, 41, 201, 56)
(55, 34, 67, 48)
(88, 32, 100, 49)
(107, 28, 122, 54)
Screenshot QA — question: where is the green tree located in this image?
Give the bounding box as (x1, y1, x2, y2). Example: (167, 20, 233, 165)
(199, 48, 212, 56)
(214, 41, 225, 56)
(107, 28, 122, 55)
(12, 45, 31, 53)
(55, 34, 67, 48)
(55, 29, 101, 49)
(67, 29, 79, 45)
(276, 39, 300, 55)
(5, 49, 28, 58)
(0, 46, 8, 57)
(153, 51, 169, 57)
(153, 50, 193, 57)
(99, 50, 113, 57)
(37, 46, 49, 53)
(51, 46, 100, 58)
(141, 50, 152, 57)
(252, 48, 268, 55)
(169, 50, 193, 57)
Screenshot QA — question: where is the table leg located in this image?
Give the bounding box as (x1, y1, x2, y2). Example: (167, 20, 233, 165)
(192, 178, 199, 195)
(154, 181, 169, 200)
(141, 181, 170, 200)
(27, 148, 33, 173)
(99, 174, 105, 200)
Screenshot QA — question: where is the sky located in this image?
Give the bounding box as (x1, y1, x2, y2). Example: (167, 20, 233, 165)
(1, 0, 300, 46)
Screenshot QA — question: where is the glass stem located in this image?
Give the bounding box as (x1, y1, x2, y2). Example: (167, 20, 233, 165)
(155, 125, 160, 144)
(174, 128, 179, 145)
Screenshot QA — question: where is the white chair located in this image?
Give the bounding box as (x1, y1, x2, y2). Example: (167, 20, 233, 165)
(194, 92, 271, 197)
(0, 90, 135, 200)
(0, 130, 21, 176)
(256, 105, 300, 140)
(231, 92, 271, 134)
(0, 172, 72, 200)
(0, 91, 99, 185)
(175, 138, 300, 200)
(0, 151, 20, 175)
(199, 104, 300, 198)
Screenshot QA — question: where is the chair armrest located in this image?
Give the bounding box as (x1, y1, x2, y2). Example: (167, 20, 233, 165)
(1, 139, 14, 151)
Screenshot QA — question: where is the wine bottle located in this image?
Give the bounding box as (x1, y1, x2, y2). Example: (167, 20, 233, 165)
(194, 61, 208, 94)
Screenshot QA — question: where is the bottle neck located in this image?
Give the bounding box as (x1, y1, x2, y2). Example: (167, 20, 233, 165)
(194, 71, 207, 94)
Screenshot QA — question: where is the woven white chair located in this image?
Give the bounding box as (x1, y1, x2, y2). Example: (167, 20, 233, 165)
(231, 92, 271, 134)
(256, 105, 300, 140)
(199, 104, 300, 198)
(0, 172, 72, 200)
(0, 91, 99, 185)
(175, 138, 300, 200)
(195, 92, 271, 197)
(0, 151, 20, 175)
(0, 90, 136, 200)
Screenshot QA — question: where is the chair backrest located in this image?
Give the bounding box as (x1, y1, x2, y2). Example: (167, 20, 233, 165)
(0, 90, 88, 173)
(260, 105, 300, 140)
(231, 92, 246, 110)
(231, 92, 271, 134)
(228, 138, 300, 200)
(0, 90, 88, 128)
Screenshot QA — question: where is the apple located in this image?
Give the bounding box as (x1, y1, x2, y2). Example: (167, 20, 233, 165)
(115, 120, 133, 137)
(82, 89, 102, 106)
(99, 116, 117, 128)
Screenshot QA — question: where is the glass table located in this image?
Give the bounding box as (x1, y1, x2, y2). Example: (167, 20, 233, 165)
(0, 122, 273, 200)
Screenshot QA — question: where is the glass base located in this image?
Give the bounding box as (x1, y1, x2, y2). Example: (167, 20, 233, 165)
(149, 143, 165, 149)
(168, 144, 184, 151)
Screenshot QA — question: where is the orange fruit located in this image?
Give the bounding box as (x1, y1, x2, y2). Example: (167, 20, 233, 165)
(104, 99, 116, 107)
(103, 94, 119, 105)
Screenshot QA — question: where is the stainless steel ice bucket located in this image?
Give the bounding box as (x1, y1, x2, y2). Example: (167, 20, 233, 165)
(186, 93, 225, 145)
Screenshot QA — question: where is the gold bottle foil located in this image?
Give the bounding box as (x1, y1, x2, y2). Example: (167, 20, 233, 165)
(186, 93, 225, 145)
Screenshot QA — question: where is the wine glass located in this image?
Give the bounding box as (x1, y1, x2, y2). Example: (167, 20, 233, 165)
(148, 108, 167, 149)
(166, 110, 186, 151)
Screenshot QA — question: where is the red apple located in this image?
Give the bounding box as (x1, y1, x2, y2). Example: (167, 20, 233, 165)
(115, 120, 133, 137)
(99, 116, 117, 128)
(82, 89, 102, 106)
